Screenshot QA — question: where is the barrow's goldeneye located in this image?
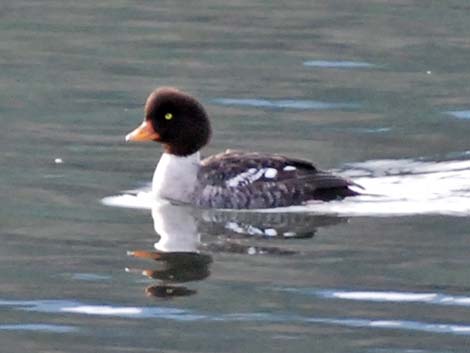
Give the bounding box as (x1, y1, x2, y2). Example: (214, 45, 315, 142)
(125, 87, 360, 209)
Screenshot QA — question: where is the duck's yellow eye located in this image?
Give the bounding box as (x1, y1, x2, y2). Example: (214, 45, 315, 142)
(164, 113, 173, 120)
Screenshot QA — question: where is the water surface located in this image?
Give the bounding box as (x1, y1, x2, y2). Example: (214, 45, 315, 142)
(3, 1, 470, 352)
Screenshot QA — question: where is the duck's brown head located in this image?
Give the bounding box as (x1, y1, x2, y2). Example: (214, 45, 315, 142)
(126, 87, 211, 156)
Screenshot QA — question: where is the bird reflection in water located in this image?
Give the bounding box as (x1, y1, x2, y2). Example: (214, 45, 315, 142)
(127, 200, 346, 298)
(128, 250, 211, 298)
(127, 202, 212, 298)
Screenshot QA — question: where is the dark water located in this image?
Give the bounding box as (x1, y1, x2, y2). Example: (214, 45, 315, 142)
(3, 1, 470, 352)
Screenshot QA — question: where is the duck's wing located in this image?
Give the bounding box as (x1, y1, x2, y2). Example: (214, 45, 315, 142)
(194, 151, 360, 209)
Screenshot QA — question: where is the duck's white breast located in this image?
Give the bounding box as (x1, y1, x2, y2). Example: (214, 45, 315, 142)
(152, 152, 200, 203)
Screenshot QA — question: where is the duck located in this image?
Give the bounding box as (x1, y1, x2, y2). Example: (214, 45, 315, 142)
(125, 87, 361, 209)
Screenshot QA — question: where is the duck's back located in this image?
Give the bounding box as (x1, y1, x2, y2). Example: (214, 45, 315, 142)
(193, 151, 359, 209)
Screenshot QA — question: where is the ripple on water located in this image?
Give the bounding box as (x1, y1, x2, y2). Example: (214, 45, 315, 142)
(303, 60, 376, 68)
(1, 298, 470, 336)
(0, 324, 77, 333)
(275, 287, 470, 308)
(69, 273, 112, 281)
(305, 317, 470, 336)
(211, 98, 360, 110)
(446, 110, 470, 119)
(331, 127, 392, 134)
(369, 349, 441, 353)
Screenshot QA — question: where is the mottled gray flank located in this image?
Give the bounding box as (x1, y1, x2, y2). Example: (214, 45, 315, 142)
(192, 151, 359, 209)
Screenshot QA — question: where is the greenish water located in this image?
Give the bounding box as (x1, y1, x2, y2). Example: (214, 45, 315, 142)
(3, 1, 470, 352)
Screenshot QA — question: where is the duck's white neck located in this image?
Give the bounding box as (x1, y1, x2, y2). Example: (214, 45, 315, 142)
(152, 152, 201, 203)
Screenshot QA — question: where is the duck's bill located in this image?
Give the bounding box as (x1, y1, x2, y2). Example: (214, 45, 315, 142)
(125, 121, 160, 142)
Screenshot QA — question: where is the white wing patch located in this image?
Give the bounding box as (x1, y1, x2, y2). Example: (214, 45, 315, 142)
(264, 228, 278, 236)
(264, 168, 278, 178)
(226, 168, 279, 187)
(226, 168, 262, 187)
(283, 166, 296, 171)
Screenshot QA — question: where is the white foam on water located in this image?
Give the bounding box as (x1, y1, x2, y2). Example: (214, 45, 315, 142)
(101, 191, 155, 210)
(255, 158, 470, 217)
